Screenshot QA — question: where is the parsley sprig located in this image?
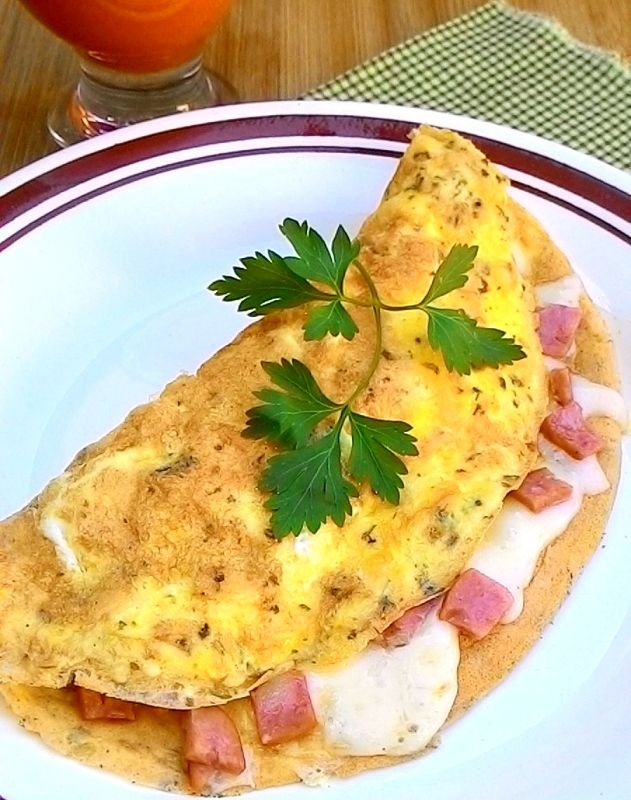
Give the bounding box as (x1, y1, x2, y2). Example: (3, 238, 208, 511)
(210, 219, 525, 538)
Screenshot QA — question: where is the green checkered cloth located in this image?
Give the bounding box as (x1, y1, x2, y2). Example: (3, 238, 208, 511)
(305, 0, 630, 171)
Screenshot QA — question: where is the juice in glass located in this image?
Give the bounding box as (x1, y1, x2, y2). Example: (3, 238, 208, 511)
(17, 0, 236, 145)
(19, 0, 233, 74)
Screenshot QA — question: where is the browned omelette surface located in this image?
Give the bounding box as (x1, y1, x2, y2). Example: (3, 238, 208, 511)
(0, 129, 623, 795)
(0, 127, 548, 706)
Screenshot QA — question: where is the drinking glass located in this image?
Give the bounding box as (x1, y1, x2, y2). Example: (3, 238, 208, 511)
(17, 0, 237, 147)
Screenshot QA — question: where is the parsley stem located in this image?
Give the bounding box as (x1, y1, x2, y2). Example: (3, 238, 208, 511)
(345, 259, 383, 406)
(379, 301, 425, 312)
(349, 258, 380, 305)
(340, 260, 422, 313)
(342, 293, 423, 313)
(339, 258, 380, 309)
(339, 294, 375, 309)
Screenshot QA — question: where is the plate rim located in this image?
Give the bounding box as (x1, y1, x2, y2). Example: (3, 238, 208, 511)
(1, 99, 630, 198)
(1, 102, 629, 259)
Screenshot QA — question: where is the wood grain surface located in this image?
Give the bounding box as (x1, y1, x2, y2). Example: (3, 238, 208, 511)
(0, 0, 629, 178)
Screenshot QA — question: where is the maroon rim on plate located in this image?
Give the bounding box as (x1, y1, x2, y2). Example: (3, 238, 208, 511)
(1, 141, 629, 257)
(1, 113, 630, 248)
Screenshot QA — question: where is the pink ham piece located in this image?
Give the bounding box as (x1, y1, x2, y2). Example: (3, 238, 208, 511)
(251, 670, 317, 745)
(549, 367, 574, 406)
(541, 401, 602, 460)
(510, 467, 573, 512)
(380, 597, 441, 648)
(439, 568, 513, 640)
(188, 763, 217, 795)
(537, 304, 581, 358)
(76, 687, 136, 721)
(183, 707, 245, 775)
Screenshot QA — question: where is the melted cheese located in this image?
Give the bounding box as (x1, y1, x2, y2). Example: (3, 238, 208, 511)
(536, 437, 610, 495)
(535, 275, 583, 307)
(511, 243, 530, 276)
(40, 517, 79, 572)
(293, 532, 313, 558)
(543, 358, 628, 429)
(38, 446, 170, 573)
(306, 608, 459, 756)
(210, 749, 255, 794)
(543, 355, 567, 371)
(468, 442, 609, 623)
(313, 374, 624, 758)
(571, 374, 628, 429)
(305, 357, 626, 758)
(292, 764, 331, 787)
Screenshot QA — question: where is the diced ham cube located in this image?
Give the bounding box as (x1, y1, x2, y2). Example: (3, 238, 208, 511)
(380, 597, 440, 648)
(76, 686, 136, 721)
(541, 401, 602, 460)
(188, 762, 217, 794)
(183, 707, 245, 774)
(439, 568, 513, 640)
(510, 467, 573, 512)
(537, 304, 581, 358)
(549, 367, 573, 406)
(251, 671, 317, 745)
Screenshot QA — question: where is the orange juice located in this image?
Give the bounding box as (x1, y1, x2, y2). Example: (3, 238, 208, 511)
(19, 0, 233, 74)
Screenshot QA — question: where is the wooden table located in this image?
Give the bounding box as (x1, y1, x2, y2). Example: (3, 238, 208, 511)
(1, 0, 629, 178)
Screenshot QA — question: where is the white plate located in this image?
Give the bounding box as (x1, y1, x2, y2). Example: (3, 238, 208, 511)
(0, 101, 630, 800)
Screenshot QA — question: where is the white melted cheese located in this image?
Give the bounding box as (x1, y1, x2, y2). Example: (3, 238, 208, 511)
(535, 275, 583, 308)
(537, 436, 611, 495)
(543, 359, 628, 429)
(204, 749, 255, 794)
(292, 764, 331, 787)
(543, 355, 566, 371)
(468, 439, 609, 623)
(301, 365, 625, 758)
(38, 446, 171, 572)
(306, 609, 459, 756)
(571, 374, 628, 429)
(40, 516, 80, 571)
(293, 531, 313, 557)
(512, 243, 530, 276)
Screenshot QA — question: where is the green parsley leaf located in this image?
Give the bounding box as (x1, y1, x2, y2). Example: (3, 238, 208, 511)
(303, 300, 359, 341)
(215, 218, 526, 538)
(244, 359, 339, 448)
(209, 250, 329, 316)
(280, 219, 359, 292)
(331, 224, 361, 279)
(424, 307, 526, 375)
(347, 413, 418, 504)
(260, 425, 358, 538)
(420, 244, 479, 306)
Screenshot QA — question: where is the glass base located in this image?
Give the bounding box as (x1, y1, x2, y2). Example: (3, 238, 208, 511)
(48, 60, 237, 147)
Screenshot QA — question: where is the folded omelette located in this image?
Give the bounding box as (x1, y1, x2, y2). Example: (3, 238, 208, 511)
(0, 127, 624, 795)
